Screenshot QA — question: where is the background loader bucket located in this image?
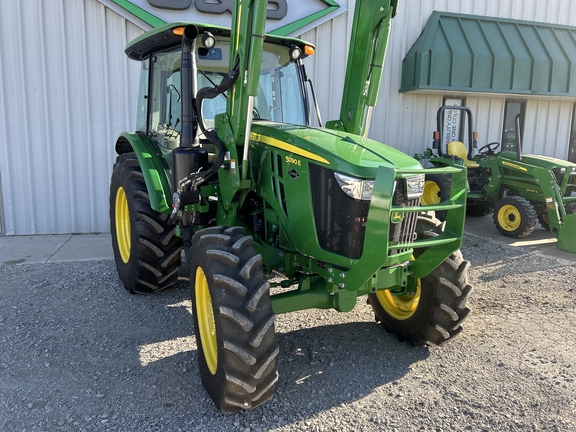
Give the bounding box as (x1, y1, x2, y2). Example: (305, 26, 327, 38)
(556, 213, 576, 253)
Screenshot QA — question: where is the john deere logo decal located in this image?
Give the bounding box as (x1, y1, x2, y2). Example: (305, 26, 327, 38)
(391, 212, 404, 224)
(502, 160, 528, 172)
(288, 169, 300, 179)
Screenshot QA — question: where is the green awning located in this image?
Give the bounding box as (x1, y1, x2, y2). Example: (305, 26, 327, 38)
(400, 11, 576, 97)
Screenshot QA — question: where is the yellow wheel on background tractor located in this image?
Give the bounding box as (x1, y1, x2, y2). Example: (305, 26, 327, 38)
(493, 195, 537, 239)
(422, 181, 441, 205)
(114, 186, 131, 263)
(195, 266, 218, 375)
(496, 204, 521, 232)
(420, 174, 451, 220)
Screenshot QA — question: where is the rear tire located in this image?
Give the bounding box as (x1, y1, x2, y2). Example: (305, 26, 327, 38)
(190, 226, 278, 412)
(110, 153, 182, 294)
(367, 214, 472, 346)
(493, 196, 537, 238)
(421, 174, 451, 220)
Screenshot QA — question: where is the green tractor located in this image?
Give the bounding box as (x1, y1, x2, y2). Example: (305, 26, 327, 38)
(419, 106, 576, 252)
(109, 0, 472, 412)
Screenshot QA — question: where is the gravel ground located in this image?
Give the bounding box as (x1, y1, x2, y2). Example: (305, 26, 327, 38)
(1, 233, 575, 431)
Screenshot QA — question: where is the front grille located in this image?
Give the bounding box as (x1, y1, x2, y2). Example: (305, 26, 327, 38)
(310, 165, 370, 259)
(389, 179, 420, 255)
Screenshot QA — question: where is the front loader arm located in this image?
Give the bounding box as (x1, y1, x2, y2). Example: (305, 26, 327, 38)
(326, 0, 396, 136)
(221, 0, 267, 175)
(210, 0, 268, 214)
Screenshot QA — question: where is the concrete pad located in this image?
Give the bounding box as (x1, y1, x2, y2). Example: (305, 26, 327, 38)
(0, 235, 71, 265)
(464, 214, 576, 263)
(1, 216, 574, 266)
(48, 233, 113, 263)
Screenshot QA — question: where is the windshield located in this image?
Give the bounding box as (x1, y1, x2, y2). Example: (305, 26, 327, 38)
(198, 40, 307, 125)
(141, 39, 308, 148)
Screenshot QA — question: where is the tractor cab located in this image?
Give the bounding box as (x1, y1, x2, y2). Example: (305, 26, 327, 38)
(126, 23, 315, 158)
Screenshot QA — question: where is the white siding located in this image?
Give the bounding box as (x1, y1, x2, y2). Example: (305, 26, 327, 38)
(0, 0, 143, 235)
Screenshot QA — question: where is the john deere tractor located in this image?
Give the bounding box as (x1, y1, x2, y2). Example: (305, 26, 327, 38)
(418, 106, 576, 252)
(109, 0, 472, 412)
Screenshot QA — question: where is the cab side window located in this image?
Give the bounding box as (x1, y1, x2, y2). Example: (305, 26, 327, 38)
(149, 48, 182, 149)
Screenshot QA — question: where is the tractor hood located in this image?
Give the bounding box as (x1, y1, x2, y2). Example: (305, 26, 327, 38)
(521, 154, 576, 170)
(250, 122, 422, 177)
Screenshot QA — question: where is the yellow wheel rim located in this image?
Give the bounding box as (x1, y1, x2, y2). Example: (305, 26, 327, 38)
(421, 181, 441, 205)
(195, 267, 218, 375)
(115, 187, 131, 263)
(498, 204, 521, 231)
(375, 278, 422, 320)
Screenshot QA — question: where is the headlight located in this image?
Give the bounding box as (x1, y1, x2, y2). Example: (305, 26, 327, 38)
(334, 173, 375, 200)
(405, 174, 425, 199)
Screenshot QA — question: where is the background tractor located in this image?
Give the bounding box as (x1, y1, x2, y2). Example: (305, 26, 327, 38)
(418, 106, 576, 252)
(109, 0, 472, 412)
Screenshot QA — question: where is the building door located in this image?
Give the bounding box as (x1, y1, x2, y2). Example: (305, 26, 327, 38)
(501, 100, 525, 152)
(569, 104, 576, 163)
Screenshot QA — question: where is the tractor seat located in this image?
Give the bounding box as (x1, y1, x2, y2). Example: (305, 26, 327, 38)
(447, 141, 479, 168)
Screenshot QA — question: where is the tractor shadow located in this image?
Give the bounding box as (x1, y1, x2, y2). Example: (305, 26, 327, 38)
(271, 318, 430, 417)
(112, 260, 428, 425)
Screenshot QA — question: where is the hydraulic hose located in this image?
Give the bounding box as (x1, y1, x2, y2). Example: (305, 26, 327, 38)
(175, 59, 240, 194)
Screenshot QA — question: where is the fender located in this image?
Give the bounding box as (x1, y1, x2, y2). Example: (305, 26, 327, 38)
(115, 132, 172, 213)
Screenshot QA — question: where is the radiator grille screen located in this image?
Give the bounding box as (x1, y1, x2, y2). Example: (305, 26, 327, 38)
(310, 164, 370, 259)
(389, 180, 420, 255)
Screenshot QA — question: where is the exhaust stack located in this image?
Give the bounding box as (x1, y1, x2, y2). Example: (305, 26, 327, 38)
(180, 25, 199, 148)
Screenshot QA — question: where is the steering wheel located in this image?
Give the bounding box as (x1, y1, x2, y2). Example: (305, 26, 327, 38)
(478, 141, 500, 155)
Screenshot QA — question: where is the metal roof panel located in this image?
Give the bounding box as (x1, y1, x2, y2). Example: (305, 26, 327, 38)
(400, 11, 576, 96)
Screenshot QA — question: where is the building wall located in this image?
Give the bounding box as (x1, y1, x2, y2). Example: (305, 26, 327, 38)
(1, 0, 575, 235)
(0, 0, 143, 235)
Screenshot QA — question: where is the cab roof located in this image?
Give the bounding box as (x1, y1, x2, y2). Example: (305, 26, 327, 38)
(125, 22, 314, 61)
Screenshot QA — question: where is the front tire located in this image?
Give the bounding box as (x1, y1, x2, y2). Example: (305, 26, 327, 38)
(190, 226, 279, 412)
(367, 214, 472, 347)
(537, 213, 551, 231)
(493, 196, 537, 238)
(110, 153, 182, 294)
(539, 203, 576, 231)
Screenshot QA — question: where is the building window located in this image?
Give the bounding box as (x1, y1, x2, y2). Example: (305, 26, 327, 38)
(502, 100, 525, 151)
